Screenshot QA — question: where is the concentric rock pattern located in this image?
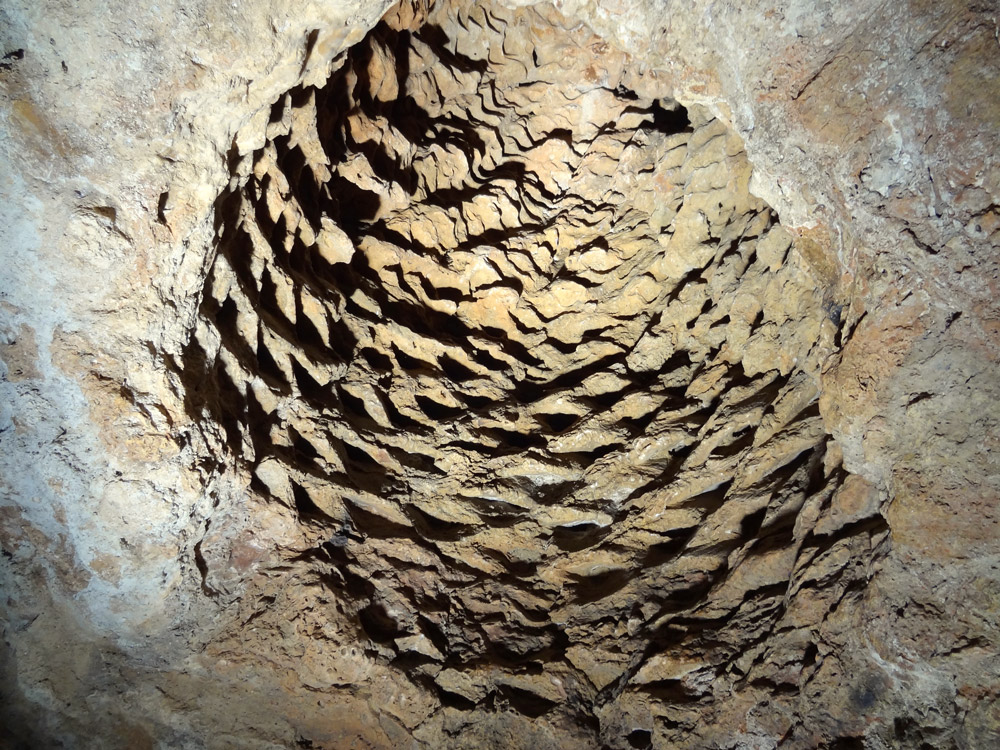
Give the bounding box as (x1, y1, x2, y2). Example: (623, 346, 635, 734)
(184, 0, 888, 744)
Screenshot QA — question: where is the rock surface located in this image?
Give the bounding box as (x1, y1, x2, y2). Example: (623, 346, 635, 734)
(0, 0, 997, 748)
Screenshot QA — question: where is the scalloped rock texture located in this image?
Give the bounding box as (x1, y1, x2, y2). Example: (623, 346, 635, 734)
(1, 0, 998, 748)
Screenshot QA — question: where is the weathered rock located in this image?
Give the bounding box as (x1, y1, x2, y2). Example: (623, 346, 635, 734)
(1, 0, 997, 747)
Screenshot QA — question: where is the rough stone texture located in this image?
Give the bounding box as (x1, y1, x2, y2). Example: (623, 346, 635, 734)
(1, 0, 997, 748)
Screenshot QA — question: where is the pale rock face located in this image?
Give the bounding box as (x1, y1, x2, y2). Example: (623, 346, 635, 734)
(1, 0, 998, 748)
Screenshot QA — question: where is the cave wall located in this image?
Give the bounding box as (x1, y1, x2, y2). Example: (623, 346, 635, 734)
(0, 0, 998, 748)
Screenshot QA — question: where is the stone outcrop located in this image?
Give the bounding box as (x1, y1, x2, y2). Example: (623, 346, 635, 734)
(1, 0, 997, 748)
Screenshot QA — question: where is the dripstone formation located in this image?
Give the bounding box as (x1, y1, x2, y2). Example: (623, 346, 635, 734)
(178, 1, 884, 745)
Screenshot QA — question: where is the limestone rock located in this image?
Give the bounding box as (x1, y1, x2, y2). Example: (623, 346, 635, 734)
(1, 0, 997, 747)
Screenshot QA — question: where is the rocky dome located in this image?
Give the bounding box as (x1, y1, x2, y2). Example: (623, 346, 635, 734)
(1, 0, 998, 748)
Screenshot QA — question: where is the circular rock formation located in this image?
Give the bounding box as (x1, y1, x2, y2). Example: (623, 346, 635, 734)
(180, 1, 884, 745)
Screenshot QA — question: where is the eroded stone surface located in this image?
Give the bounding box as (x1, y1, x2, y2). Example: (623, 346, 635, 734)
(1, 0, 998, 747)
(174, 1, 890, 746)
